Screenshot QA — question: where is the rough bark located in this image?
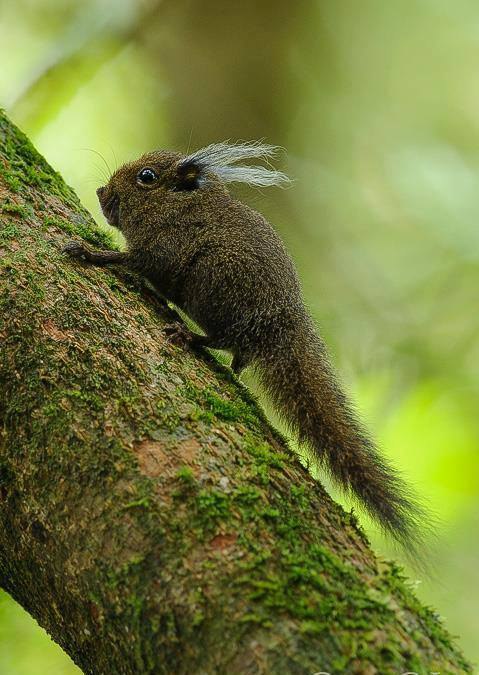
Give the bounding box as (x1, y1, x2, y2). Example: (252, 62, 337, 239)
(0, 110, 471, 675)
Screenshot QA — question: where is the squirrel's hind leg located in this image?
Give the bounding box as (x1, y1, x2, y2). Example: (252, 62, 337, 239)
(231, 350, 251, 375)
(163, 324, 250, 374)
(164, 324, 231, 351)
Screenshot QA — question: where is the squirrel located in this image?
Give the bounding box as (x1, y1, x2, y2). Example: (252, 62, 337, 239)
(64, 140, 428, 554)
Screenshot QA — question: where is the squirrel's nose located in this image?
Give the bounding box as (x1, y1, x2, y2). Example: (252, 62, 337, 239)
(96, 186, 106, 198)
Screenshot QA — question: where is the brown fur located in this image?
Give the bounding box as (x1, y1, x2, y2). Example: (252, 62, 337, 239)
(65, 146, 428, 554)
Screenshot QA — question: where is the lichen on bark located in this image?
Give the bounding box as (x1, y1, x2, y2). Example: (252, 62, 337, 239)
(0, 109, 472, 674)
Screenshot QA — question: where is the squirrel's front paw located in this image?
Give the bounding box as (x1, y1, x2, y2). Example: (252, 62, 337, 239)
(63, 241, 89, 259)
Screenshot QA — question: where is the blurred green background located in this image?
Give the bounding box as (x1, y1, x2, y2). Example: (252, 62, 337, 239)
(1, 0, 478, 672)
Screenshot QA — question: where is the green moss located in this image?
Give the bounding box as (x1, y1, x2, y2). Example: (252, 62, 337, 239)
(299, 619, 327, 634)
(191, 609, 205, 627)
(232, 485, 263, 505)
(54, 388, 104, 413)
(244, 435, 286, 470)
(196, 489, 230, 518)
(1, 199, 33, 219)
(43, 214, 116, 250)
(0, 111, 112, 250)
(202, 390, 245, 421)
(0, 113, 78, 207)
(0, 251, 28, 273)
(260, 506, 280, 520)
(124, 496, 152, 509)
(105, 554, 147, 592)
(183, 488, 233, 537)
(22, 163, 54, 187)
(175, 466, 196, 484)
(238, 612, 267, 626)
(0, 163, 22, 192)
(0, 220, 20, 242)
(184, 384, 260, 427)
(288, 484, 309, 508)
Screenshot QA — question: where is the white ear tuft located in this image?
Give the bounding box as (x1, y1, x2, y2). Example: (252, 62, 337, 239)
(181, 141, 291, 188)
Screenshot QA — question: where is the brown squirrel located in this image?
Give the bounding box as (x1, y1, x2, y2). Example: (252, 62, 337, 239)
(64, 141, 427, 553)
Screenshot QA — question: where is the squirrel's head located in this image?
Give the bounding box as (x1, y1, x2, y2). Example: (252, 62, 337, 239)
(96, 141, 290, 236)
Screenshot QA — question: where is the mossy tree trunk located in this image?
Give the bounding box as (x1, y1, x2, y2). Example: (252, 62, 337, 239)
(0, 110, 471, 675)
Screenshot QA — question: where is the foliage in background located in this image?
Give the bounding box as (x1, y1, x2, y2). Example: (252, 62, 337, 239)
(0, 0, 478, 671)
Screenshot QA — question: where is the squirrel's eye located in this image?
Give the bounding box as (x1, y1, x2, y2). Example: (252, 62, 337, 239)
(137, 168, 158, 186)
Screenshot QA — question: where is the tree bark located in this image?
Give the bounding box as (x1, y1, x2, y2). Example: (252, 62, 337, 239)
(0, 109, 471, 675)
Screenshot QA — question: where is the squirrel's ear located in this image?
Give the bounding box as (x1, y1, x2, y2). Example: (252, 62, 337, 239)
(174, 160, 202, 191)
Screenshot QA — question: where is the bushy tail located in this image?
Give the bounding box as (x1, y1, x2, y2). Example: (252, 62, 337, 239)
(255, 322, 428, 553)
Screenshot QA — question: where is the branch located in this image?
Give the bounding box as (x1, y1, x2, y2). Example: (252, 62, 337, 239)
(0, 110, 471, 674)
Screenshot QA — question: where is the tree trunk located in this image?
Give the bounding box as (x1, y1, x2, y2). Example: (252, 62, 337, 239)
(0, 110, 471, 675)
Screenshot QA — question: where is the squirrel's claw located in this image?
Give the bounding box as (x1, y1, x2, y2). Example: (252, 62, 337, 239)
(63, 241, 89, 259)
(163, 323, 195, 347)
